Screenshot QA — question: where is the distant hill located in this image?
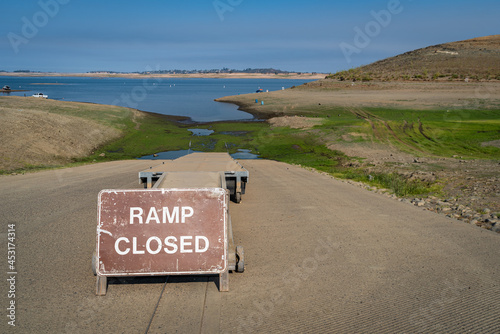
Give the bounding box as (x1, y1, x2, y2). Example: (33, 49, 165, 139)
(329, 35, 500, 81)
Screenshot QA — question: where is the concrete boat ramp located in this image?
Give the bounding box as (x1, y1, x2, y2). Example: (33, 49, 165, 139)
(0, 153, 498, 333)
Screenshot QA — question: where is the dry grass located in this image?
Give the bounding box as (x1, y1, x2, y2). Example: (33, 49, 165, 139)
(329, 35, 500, 82)
(0, 97, 125, 171)
(268, 116, 324, 129)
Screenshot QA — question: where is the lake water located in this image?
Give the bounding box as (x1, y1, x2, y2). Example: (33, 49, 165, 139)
(139, 149, 259, 160)
(0, 76, 314, 122)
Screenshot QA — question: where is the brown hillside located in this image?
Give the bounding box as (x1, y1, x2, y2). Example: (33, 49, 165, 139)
(330, 35, 500, 81)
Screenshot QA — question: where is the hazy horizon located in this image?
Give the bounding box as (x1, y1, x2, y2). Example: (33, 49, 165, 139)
(1, 0, 498, 74)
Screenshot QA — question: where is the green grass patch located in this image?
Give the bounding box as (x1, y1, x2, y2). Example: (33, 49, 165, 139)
(277, 105, 500, 159)
(85, 114, 191, 162)
(2, 163, 62, 175)
(370, 172, 440, 197)
(315, 107, 500, 159)
(243, 125, 341, 169)
(331, 169, 439, 197)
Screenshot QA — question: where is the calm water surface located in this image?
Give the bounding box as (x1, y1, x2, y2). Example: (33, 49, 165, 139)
(139, 149, 259, 160)
(1, 76, 314, 122)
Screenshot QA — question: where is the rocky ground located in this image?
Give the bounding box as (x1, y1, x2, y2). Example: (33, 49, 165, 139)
(305, 152, 500, 233)
(332, 147, 500, 233)
(345, 183, 500, 233)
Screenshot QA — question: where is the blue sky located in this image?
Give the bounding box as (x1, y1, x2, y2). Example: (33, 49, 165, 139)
(1, 0, 498, 73)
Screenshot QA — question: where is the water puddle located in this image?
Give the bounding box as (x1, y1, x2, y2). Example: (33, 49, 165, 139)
(188, 129, 214, 136)
(139, 150, 201, 160)
(230, 149, 260, 160)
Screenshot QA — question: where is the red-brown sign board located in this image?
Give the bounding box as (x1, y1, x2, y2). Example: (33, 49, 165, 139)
(96, 188, 227, 276)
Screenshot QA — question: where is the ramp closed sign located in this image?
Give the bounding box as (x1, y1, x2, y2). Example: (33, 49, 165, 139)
(96, 188, 227, 276)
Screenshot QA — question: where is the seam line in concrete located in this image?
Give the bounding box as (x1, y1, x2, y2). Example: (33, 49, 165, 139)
(144, 276, 169, 334)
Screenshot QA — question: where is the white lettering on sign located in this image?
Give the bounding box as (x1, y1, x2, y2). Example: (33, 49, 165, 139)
(114, 236, 210, 255)
(165, 236, 178, 254)
(146, 237, 162, 255)
(195, 236, 209, 253)
(129, 206, 194, 224)
(132, 237, 145, 255)
(180, 236, 192, 253)
(115, 237, 130, 255)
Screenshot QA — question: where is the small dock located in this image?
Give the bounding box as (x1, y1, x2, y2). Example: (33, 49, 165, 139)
(139, 152, 249, 203)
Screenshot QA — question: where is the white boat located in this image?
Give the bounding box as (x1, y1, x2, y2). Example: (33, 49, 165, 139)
(32, 92, 48, 98)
